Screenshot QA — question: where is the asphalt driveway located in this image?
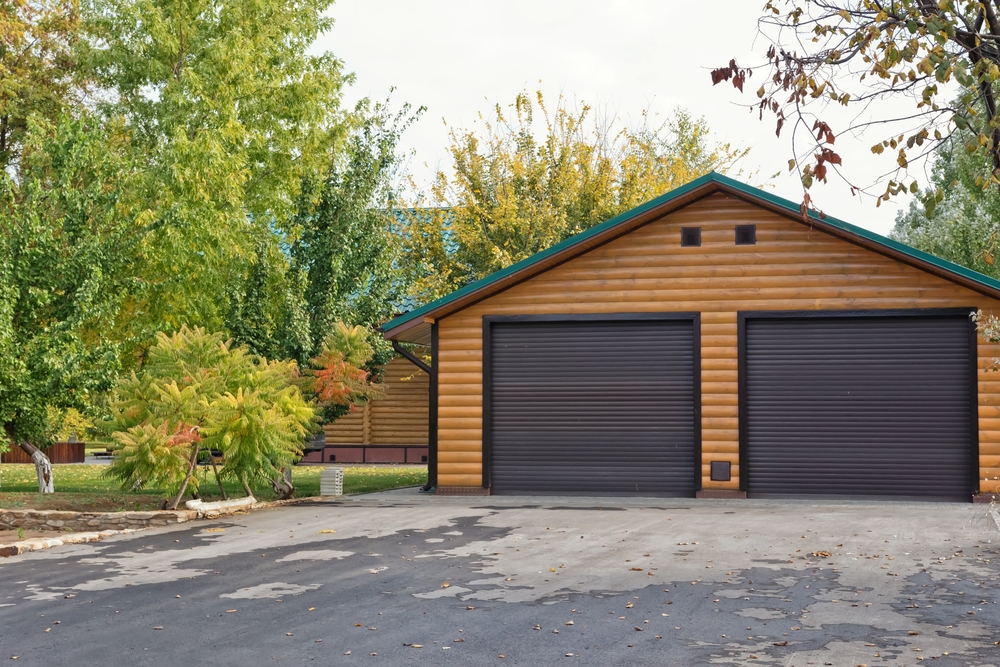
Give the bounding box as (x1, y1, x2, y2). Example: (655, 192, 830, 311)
(1, 491, 998, 666)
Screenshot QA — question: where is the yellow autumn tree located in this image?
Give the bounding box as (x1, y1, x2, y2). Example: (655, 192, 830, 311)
(399, 91, 749, 303)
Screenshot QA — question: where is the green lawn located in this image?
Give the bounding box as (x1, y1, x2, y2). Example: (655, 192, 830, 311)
(0, 464, 427, 512)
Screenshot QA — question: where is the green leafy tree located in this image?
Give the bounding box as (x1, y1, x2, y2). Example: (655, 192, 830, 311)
(0, 0, 88, 174)
(399, 92, 747, 303)
(105, 326, 315, 507)
(712, 0, 1000, 208)
(892, 132, 1000, 277)
(84, 0, 350, 338)
(290, 98, 420, 357)
(0, 115, 137, 492)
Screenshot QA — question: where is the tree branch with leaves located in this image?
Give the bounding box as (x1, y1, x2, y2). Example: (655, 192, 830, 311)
(713, 0, 1000, 213)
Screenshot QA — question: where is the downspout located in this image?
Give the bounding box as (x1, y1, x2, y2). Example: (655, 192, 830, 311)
(391, 330, 437, 493)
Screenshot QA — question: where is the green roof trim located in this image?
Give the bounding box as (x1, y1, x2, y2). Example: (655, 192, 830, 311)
(382, 171, 1000, 334)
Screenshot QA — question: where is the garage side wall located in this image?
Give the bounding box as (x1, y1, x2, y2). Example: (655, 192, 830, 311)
(434, 192, 1000, 493)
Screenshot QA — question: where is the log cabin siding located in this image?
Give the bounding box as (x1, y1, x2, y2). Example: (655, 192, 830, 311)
(434, 192, 1000, 492)
(323, 355, 429, 446)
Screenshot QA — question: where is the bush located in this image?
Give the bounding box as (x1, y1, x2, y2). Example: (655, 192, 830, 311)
(104, 326, 315, 508)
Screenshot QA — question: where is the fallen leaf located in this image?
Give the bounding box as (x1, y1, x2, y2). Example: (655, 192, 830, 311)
(343, 651, 350, 655)
(634, 626, 643, 631)
(909, 631, 920, 635)
(354, 623, 362, 627)
(626, 602, 634, 609)
(309, 608, 316, 611)
(369, 652, 377, 656)
(533, 625, 541, 631)
(315, 640, 322, 643)
(153, 626, 163, 630)
(453, 638, 465, 642)
(550, 568, 556, 572)
(368, 627, 377, 631)
(498, 655, 505, 659)
(412, 644, 423, 648)
(204, 528, 225, 533)
(318, 530, 336, 534)
(565, 621, 574, 625)
(43, 628, 50, 633)
(750, 655, 759, 660)
(629, 567, 643, 571)
(227, 610, 237, 613)
(441, 582, 450, 588)
(286, 633, 293, 636)
(466, 606, 475, 610)
(655, 635, 662, 639)
(773, 640, 788, 646)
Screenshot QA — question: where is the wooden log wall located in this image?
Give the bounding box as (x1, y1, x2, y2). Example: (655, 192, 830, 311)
(323, 353, 429, 446)
(1, 442, 86, 464)
(434, 192, 1000, 492)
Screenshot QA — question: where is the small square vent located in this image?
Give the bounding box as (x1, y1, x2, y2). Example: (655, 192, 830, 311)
(680, 227, 702, 247)
(735, 224, 756, 245)
(710, 460, 732, 482)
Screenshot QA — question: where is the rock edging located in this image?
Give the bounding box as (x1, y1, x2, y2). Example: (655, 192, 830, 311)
(0, 508, 197, 533)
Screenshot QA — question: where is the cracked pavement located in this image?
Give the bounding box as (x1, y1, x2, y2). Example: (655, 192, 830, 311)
(1, 491, 999, 666)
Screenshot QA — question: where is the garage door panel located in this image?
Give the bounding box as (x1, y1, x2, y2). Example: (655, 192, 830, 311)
(489, 319, 697, 496)
(744, 314, 974, 500)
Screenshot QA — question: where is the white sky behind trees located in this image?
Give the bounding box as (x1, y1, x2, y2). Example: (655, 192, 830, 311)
(323, 0, 934, 235)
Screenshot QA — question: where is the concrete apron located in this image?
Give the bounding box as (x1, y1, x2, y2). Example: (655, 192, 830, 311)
(2, 491, 997, 665)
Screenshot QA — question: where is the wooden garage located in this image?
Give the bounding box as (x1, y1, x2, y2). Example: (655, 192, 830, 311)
(381, 172, 1000, 501)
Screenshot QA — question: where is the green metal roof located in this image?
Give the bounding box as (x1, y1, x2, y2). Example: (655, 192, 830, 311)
(382, 171, 1000, 336)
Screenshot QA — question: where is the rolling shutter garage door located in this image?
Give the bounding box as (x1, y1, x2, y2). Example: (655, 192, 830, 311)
(487, 319, 697, 496)
(744, 313, 974, 500)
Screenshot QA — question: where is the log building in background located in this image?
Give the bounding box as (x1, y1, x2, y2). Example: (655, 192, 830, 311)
(300, 354, 429, 464)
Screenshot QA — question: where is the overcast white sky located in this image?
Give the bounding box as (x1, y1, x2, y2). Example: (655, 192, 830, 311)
(323, 0, 926, 235)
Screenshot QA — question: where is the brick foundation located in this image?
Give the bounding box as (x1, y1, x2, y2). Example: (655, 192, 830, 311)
(435, 486, 491, 496)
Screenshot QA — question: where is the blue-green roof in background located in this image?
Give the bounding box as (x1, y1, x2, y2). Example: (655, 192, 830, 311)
(382, 171, 1000, 335)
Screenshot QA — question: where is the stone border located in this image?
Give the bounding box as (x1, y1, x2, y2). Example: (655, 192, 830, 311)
(0, 508, 197, 534)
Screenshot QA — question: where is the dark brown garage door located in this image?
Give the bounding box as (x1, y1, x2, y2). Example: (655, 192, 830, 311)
(742, 312, 976, 500)
(486, 316, 698, 496)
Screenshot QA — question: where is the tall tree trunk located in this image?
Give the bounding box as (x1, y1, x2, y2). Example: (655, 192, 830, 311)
(166, 444, 201, 510)
(4, 426, 54, 494)
(19, 441, 54, 494)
